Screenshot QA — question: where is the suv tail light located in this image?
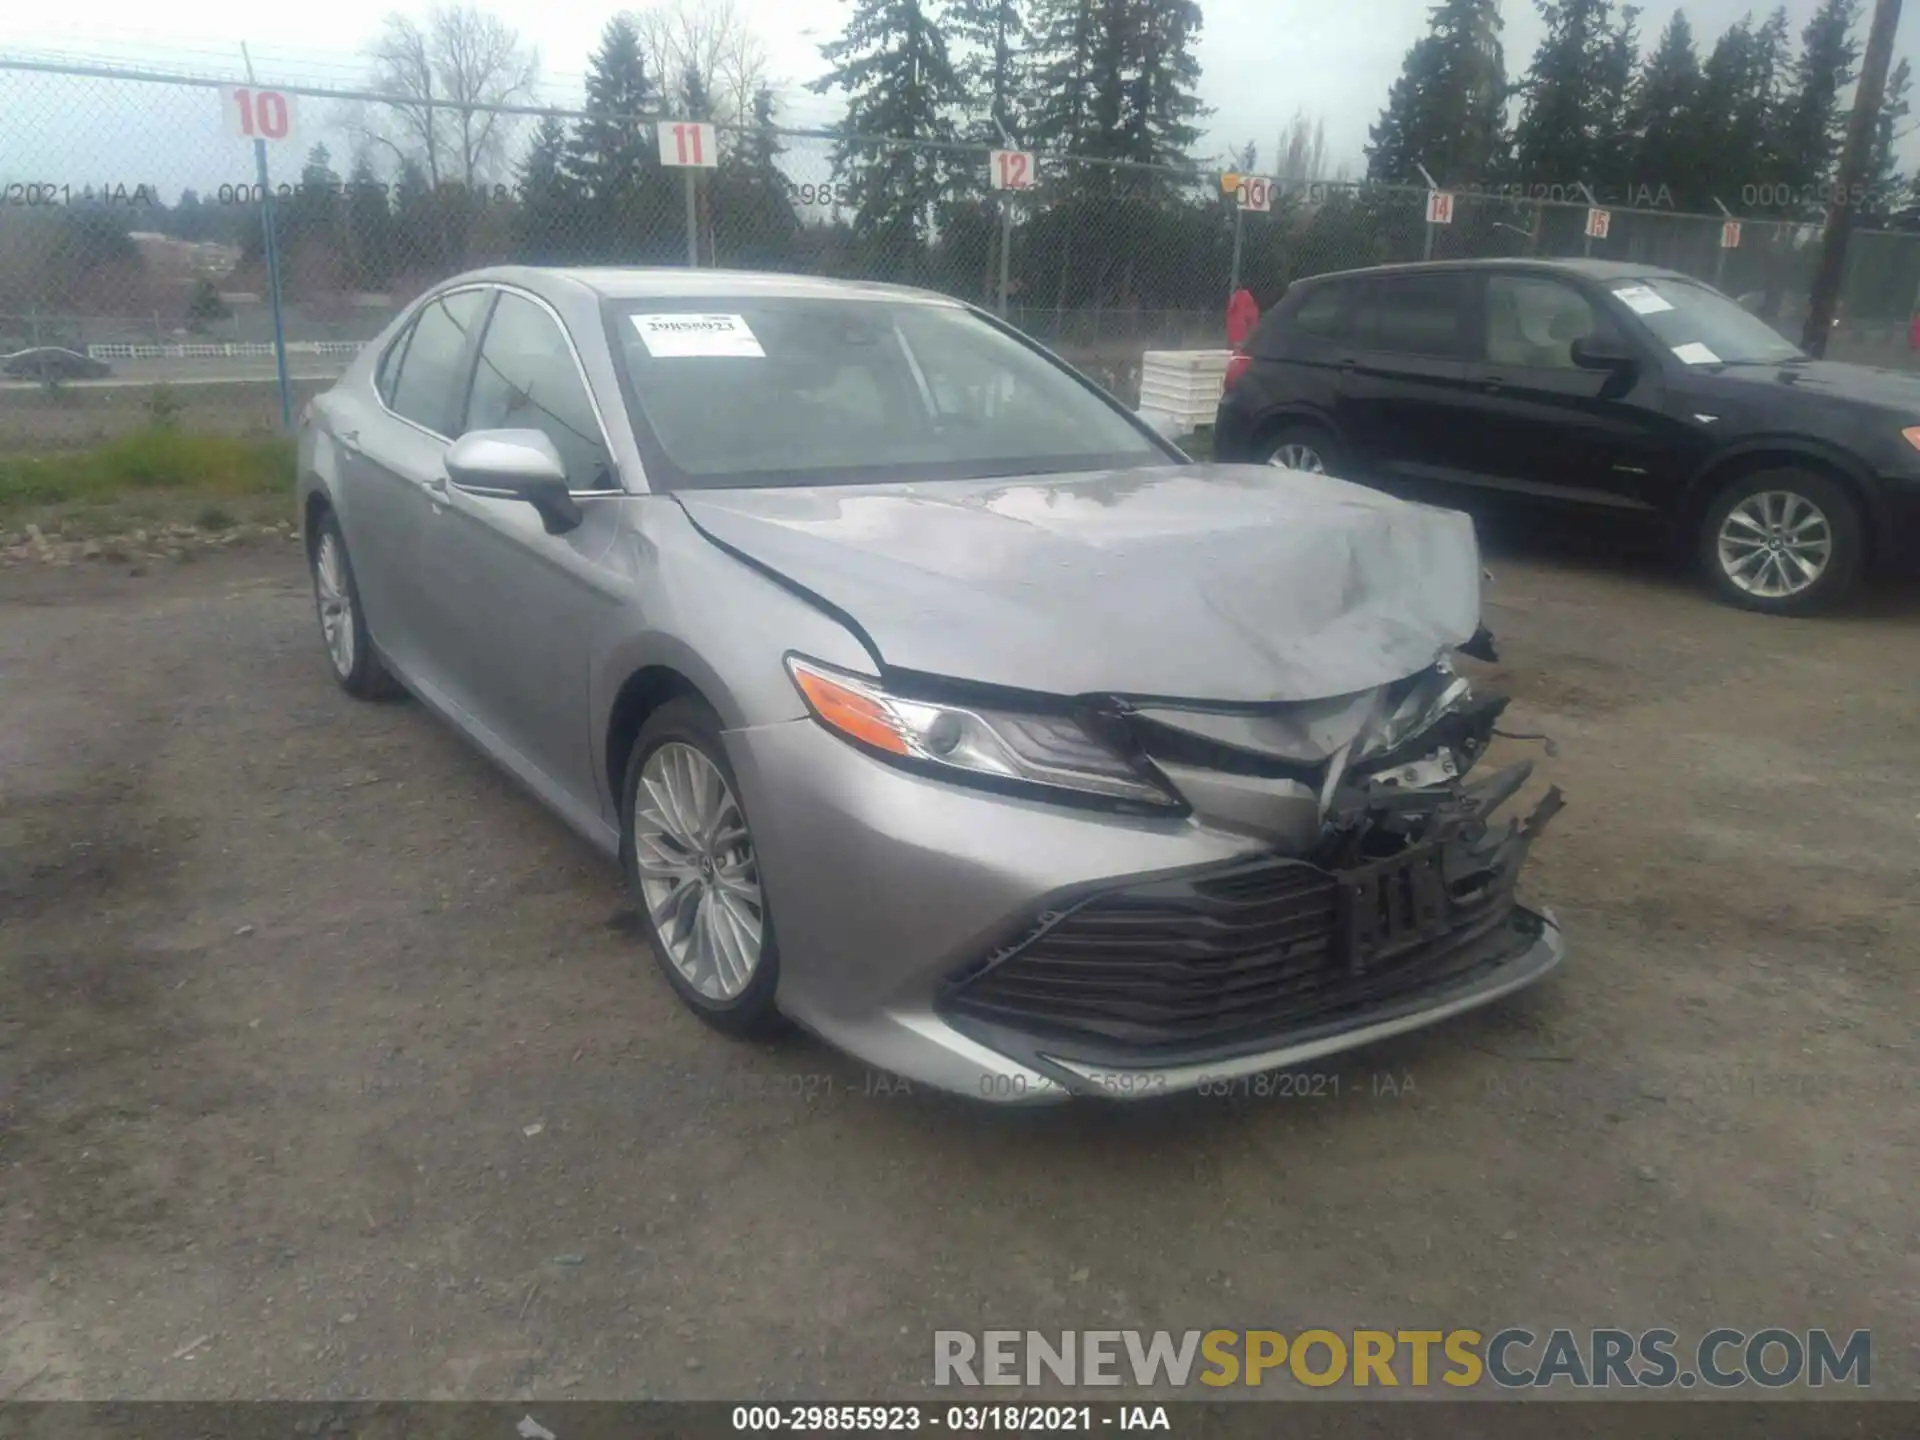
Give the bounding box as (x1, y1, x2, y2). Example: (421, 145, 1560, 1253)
(1224, 349, 1252, 390)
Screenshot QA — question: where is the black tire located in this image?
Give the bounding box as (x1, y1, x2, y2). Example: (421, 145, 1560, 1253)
(1698, 467, 1864, 616)
(308, 509, 402, 699)
(1254, 422, 1345, 478)
(620, 696, 784, 1038)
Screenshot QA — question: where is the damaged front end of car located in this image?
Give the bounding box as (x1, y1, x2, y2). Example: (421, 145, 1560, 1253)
(937, 652, 1566, 1084)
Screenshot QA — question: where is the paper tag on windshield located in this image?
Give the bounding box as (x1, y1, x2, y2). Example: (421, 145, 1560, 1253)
(1612, 284, 1674, 315)
(631, 313, 764, 358)
(1671, 341, 1721, 365)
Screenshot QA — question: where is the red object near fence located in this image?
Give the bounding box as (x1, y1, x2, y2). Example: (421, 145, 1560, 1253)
(1227, 288, 1259, 347)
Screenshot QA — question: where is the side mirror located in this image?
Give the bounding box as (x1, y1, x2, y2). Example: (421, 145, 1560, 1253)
(444, 429, 582, 534)
(1570, 333, 1638, 373)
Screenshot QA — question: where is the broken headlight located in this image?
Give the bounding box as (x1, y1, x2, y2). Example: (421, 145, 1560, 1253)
(786, 656, 1180, 810)
(1353, 656, 1475, 766)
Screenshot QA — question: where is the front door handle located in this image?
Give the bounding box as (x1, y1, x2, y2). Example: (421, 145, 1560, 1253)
(1481, 375, 1506, 393)
(427, 474, 449, 499)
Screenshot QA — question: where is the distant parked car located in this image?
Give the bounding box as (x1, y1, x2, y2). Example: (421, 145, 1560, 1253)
(1215, 258, 1920, 616)
(1, 346, 111, 382)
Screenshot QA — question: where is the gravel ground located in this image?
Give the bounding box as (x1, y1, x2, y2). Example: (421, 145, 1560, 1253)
(1, 522, 1916, 1402)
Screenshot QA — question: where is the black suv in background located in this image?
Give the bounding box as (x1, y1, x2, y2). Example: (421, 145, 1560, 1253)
(1214, 259, 1920, 615)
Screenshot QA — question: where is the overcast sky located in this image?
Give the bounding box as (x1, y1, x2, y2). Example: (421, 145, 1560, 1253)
(1, 0, 1915, 183)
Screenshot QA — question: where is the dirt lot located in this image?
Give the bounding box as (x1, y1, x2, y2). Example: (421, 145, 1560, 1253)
(1, 521, 1917, 1403)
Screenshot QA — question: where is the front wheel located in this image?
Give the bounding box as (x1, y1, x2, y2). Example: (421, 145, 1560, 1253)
(1255, 423, 1344, 478)
(1699, 469, 1863, 615)
(620, 697, 784, 1037)
(309, 511, 401, 699)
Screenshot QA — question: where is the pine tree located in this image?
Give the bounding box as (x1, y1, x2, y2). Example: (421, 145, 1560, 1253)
(1365, 0, 1508, 185)
(1509, 0, 1617, 189)
(1774, 0, 1861, 197)
(1590, 4, 1641, 198)
(807, 0, 963, 278)
(1626, 12, 1701, 205)
(564, 17, 673, 262)
(1127, 0, 1206, 168)
(345, 152, 397, 288)
(715, 84, 801, 266)
(1027, 0, 1095, 155)
(516, 114, 577, 262)
(1868, 57, 1911, 212)
(949, 0, 1027, 144)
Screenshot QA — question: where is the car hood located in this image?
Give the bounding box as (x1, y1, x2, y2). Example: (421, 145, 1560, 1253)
(675, 465, 1481, 703)
(1703, 357, 1920, 410)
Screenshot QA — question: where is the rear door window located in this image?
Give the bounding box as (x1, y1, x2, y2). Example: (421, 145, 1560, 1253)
(1358, 273, 1471, 359)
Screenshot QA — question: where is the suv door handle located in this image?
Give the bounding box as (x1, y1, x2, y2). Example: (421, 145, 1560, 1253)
(1481, 375, 1506, 393)
(426, 474, 449, 498)
(338, 428, 363, 454)
(1337, 358, 1356, 375)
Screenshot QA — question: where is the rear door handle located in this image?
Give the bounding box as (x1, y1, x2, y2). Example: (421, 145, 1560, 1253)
(1337, 358, 1356, 375)
(338, 428, 363, 455)
(1481, 375, 1506, 393)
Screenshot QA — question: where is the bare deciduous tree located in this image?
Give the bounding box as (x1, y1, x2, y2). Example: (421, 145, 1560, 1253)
(355, 6, 540, 187)
(633, 0, 772, 128)
(1276, 108, 1328, 185)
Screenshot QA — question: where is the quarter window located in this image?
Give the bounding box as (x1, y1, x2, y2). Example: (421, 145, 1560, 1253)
(464, 291, 614, 490)
(387, 290, 488, 435)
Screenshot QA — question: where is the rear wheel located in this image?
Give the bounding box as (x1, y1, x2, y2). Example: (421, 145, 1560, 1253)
(620, 697, 784, 1037)
(1254, 423, 1344, 478)
(1699, 468, 1863, 616)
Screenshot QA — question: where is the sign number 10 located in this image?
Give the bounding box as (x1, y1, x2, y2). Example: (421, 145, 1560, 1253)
(225, 87, 296, 143)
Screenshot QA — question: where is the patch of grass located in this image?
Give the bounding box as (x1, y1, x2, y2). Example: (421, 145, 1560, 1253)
(0, 428, 295, 525)
(194, 504, 238, 532)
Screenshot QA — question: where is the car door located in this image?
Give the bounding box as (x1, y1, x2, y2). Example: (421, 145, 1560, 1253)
(416, 286, 629, 819)
(1333, 272, 1481, 484)
(344, 288, 489, 684)
(1454, 272, 1678, 510)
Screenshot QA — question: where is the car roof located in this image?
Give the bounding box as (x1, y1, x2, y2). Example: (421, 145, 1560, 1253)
(448, 265, 962, 306)
(1294, 257, 1693, 287)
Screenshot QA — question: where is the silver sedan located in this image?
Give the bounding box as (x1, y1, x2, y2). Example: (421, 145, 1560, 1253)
(297, 266, 1566, 1103)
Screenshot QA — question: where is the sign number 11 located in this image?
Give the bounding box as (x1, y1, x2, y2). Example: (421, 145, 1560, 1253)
(660, 121, 718, 168)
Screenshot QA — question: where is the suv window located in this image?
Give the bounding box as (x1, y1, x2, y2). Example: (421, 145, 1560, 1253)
(1355, 273, 1470, 359)
(1486, 275, 1609, 369)
(387, 290, 488, 435)
(1289, 282, 1348, 341)
(464, 291, 614, 490)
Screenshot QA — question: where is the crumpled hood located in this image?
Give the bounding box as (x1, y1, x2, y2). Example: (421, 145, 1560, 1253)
(676, 464, 1482, 703)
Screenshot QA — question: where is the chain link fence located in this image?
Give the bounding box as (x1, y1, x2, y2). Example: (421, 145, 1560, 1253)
(6, 55, 1920, 444)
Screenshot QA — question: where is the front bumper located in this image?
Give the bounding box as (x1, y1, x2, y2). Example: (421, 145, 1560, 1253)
(725, 717, 1563, 1104)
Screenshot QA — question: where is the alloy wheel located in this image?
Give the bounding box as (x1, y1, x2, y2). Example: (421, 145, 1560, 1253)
(1270, 443, 1326, 473)
(1716, 490, 1832, 601)
(632, 742, 765, 1001)
(313, 532, 356, 678)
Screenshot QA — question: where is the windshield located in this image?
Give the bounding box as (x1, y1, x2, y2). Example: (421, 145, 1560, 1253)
(606, 297, 1167, 488)
(1604, 277, 1805, 366)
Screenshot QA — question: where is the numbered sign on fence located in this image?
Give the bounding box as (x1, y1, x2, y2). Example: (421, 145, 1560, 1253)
(1721, 220, 1743, 249)
(1236, 176, 1273, 213)
(991, 151, 1035, 190)
(224, 87, 297, 144)
(1585, 207, 1612, 240)
(1426, 191, 1455, 225)
(658, 121, 718, 168)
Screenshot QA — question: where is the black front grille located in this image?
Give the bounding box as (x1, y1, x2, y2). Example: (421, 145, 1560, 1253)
(942, 847, 1521, 1053)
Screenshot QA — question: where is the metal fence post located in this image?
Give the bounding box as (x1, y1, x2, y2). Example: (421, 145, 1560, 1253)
(685, 170, 699, 268)
(998, 194, 1013, 318)
(242, 44, 293, 431)
(1229, 204, 1245, 296)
